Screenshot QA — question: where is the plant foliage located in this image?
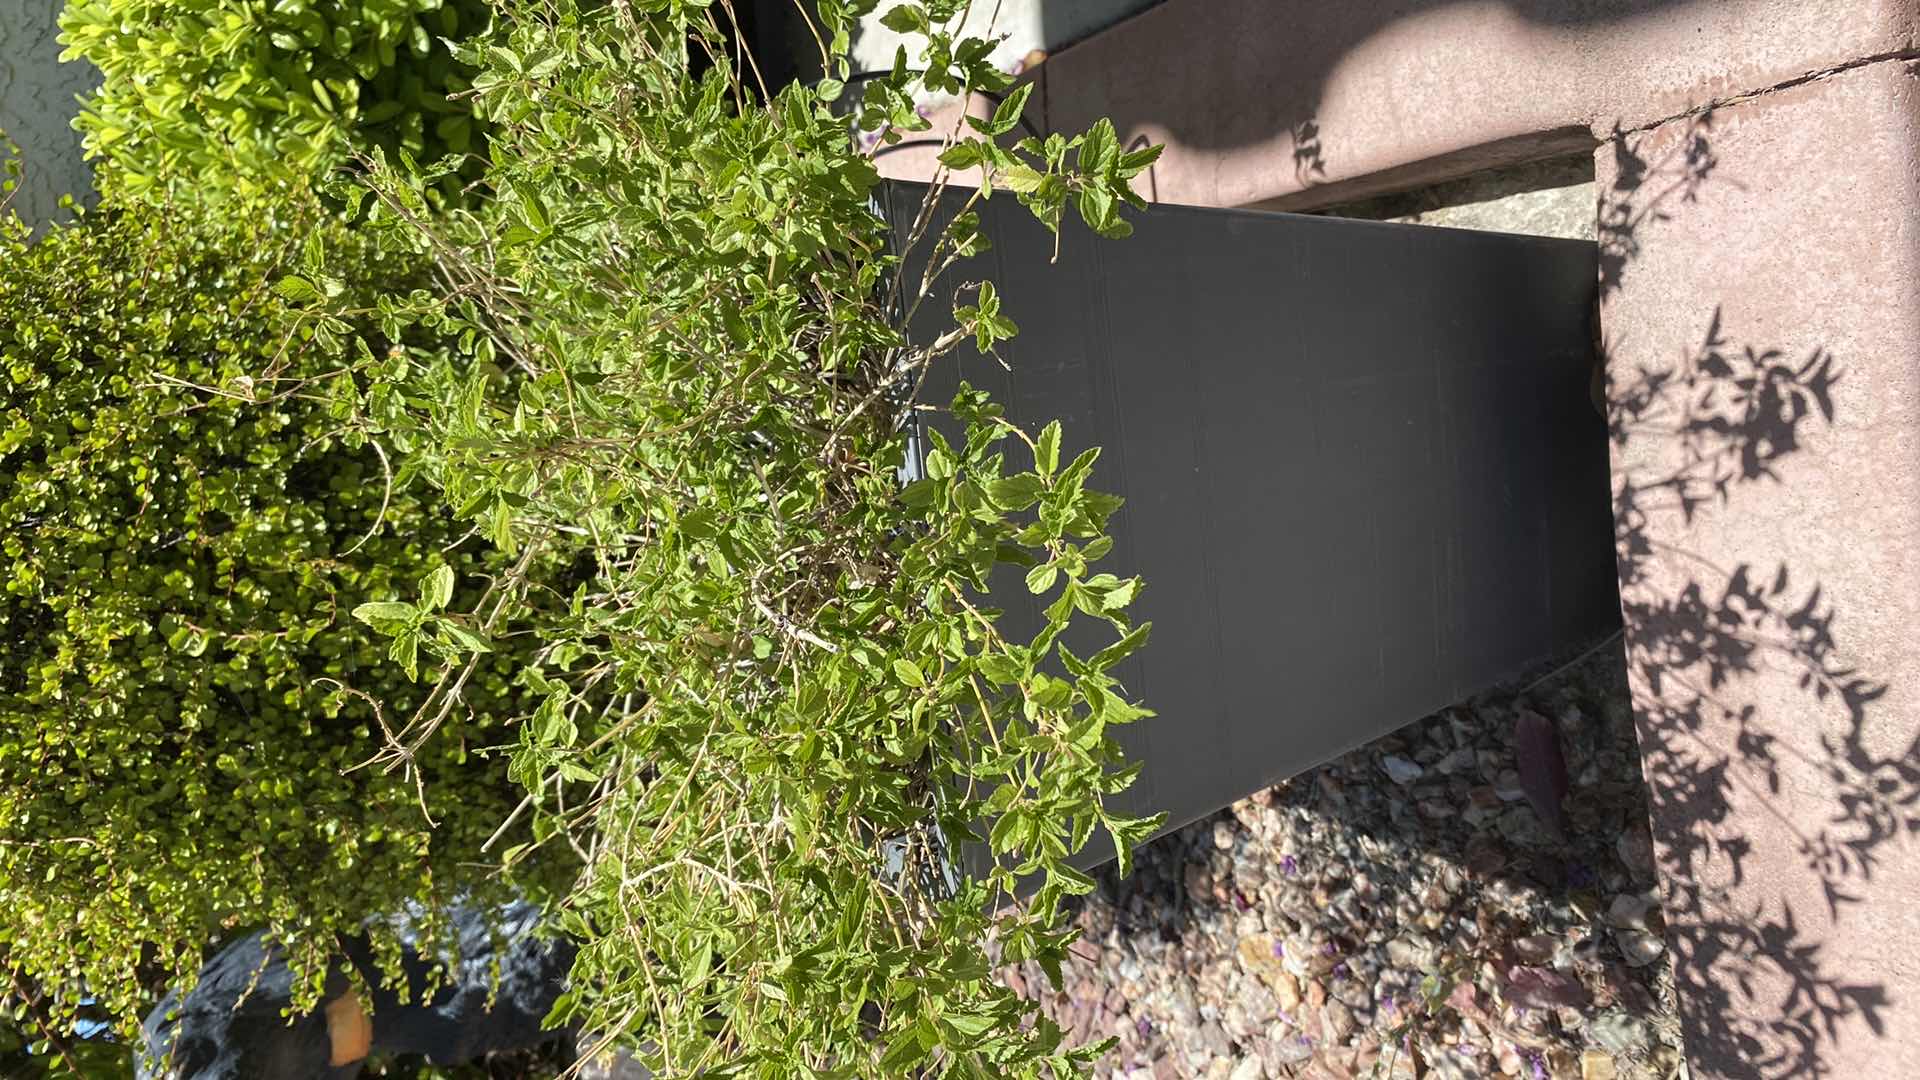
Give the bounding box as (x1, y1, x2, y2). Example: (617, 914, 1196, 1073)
(0, 195, 560, 1038)
(7, 0, 1167, 1073)
(58, 0, 493, 204)
(282, 0, 1168, 1074)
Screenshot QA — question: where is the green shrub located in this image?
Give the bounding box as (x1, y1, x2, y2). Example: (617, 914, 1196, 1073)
(0, 195, 560, 1028)
(9, 0, 1165, 1072)
(58, 0, 492, 204)
(309, 0, 1165, 1074)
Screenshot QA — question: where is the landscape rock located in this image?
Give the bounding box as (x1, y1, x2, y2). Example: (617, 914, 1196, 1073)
(1385, 936, 1440, 972)
(1616, 825, 1657, 880)
(1614, 929, 1666, 968)
(1273, 971, 1302, 1012)
(1199, 1020, 1233, 1057)
(1321, 1000, 1358, 1043)
(1587, 1011, 1653, 1055)
(1504, 966, 1591, 1009)
(1214, 820, 1239, 852)
(1380, 755, 1425, 785)
(1512, 709, 1570, 839)
(990, 646, 1680, 1078)
(1427, 1048, 1488, 1079)
(1492, 771, 1528, 802)
(1512, 934, 1559, 964)
(1605, 894, 1656, 931)
(1331, 976, 1372, 1012)
(1580, 1049, 1619, 1080)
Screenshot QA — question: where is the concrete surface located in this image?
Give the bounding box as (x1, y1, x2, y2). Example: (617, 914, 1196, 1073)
(1598, 58, 1920, 1080)
(1315, 153, 1596, 239)
(0, 3, 97, 229)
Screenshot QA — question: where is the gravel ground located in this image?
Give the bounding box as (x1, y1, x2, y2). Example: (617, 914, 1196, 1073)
(995, 642, 1688, 1080)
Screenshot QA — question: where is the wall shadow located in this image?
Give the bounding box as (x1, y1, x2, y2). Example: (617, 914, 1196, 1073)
(1036, 0, 1692, 154)
(1600, 116, 1917, 1078)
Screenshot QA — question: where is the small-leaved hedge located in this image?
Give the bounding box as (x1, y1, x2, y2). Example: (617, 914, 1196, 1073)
(0, 194, 562, 1029)
(58, 0, 492, 205)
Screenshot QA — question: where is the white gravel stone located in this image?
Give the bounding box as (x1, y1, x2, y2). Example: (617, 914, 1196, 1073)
(1615, 929, 1667, 968)
(1380, 755, 1425, 784)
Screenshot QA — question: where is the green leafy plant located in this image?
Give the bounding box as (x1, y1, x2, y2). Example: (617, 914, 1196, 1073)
(279, 0, 1167, 1074)
(7, 0, 1168, 1072)
(0, 981, 129, 1079)
(0, 194, 563, 1034)
(58, 0, 493, 204)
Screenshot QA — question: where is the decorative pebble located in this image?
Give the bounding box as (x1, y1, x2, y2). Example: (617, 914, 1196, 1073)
(1617, 825, 1658, 880)
(1214, 820, 1237, 852)
(1605, 893, 1655, 931)
(978, 647, 1680, 1075)
(1580, 1049, 1619, 1080)
(1615, 929, 1667, 968)
(1587, 1010, 1652, 1055)
(1381, 755, 1425, 785)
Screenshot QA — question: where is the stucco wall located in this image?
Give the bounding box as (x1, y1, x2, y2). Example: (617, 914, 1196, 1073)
(0, 4, 97, 229)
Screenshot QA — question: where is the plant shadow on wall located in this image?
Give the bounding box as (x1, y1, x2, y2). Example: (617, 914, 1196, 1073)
(1595, 111, 1725, 302)
(1290, 119, 1327, 190)
(1601, 115, 1920, 1078)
